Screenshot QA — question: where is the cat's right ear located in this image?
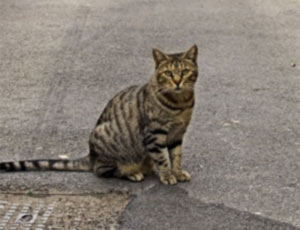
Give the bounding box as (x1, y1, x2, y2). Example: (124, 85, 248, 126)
(152, 48, 168, 68)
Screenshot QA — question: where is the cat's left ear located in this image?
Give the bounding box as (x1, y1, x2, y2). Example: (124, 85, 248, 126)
(182, 45, 198, 63)
(152, 48, 169, 68)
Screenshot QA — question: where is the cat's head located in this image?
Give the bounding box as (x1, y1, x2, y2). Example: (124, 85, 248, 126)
(151, 45, 198, 94)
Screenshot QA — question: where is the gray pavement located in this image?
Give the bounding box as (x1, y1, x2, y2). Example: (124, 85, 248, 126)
(0, 0, 300, 229)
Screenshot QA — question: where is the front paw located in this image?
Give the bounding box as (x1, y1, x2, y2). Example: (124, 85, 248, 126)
(172, 169, 191, 182)
(159, 173, 177, 185)
(127, 172, 144, 182)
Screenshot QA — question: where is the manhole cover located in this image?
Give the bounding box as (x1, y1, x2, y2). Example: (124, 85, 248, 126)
(0, 193, 129, 230)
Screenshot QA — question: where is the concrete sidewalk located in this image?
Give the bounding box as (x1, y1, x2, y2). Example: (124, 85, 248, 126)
(0, 0, 299, 229)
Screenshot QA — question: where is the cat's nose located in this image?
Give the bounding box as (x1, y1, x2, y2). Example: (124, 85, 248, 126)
(173, 75, 182, 85)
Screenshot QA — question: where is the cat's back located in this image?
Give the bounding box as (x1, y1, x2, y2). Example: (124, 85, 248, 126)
(96, 84, 147, 127)
(91, 84, 148, 157)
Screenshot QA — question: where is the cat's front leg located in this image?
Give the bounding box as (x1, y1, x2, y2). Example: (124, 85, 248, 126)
(144, 128, 177, 185)
(168, 140, 191, 182)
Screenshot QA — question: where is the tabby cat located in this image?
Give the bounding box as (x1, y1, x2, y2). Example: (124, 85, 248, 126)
(0, 45, 198, 185)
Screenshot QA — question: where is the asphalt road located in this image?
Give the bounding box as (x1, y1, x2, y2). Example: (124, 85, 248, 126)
(0, 0, 300, 229)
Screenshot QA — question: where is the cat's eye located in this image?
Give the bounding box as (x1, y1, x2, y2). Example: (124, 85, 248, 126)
(164, 71, 173, 77)
(182, 69, 190, 76)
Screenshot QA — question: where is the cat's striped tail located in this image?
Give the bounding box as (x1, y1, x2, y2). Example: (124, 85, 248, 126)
(0, 155, 92, 172)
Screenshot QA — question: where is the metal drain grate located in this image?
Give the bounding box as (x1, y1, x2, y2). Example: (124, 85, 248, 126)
(0, 193, 129, 230)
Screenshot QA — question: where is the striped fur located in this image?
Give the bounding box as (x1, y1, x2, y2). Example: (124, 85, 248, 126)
(89, 45, 198, 185)
(0, 45, 198, 185)
(0, 156, 91, 172)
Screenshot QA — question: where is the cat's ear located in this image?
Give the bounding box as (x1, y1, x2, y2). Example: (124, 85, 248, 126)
(182, 45, 198, 63)
(152, 48, 168, 68)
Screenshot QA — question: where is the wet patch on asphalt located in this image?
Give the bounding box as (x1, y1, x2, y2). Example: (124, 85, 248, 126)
(120, 185, 300, 230)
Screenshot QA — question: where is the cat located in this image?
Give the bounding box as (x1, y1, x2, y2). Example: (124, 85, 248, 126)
(0, 45, 198, 185)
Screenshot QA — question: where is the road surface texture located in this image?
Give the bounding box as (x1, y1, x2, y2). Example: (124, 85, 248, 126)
(0, 0, 299, 229)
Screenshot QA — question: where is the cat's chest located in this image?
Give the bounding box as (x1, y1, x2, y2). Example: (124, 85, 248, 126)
(146, 96, 193, 129)
(155, 107, 193, 130)
(174, 108, 192, 124)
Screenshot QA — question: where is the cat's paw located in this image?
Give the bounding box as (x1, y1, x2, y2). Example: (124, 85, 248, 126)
(127, 172, 144, 182)
(159, 173, 177, 185)
(172, 169, 191, 182)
